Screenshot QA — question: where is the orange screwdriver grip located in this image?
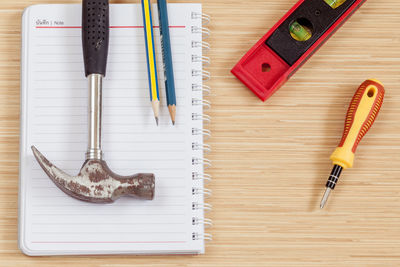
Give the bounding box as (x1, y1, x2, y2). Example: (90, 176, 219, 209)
(330, 79, 385, 169)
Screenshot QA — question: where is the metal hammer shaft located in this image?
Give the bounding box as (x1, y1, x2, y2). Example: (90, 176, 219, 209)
(82, 0, 110, 160)
(87, 74, 103, 160)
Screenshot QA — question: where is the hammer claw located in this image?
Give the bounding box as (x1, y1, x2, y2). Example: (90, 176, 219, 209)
(31, 146, 155, 203)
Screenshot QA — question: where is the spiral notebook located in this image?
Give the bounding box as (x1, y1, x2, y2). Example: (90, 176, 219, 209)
(19, 4, 211, 256)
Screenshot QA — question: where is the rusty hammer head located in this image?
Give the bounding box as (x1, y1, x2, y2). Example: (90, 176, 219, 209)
(31, 0, 155, 203)
(32, 146, 155, 203)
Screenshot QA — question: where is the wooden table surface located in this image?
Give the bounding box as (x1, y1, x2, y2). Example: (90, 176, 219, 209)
(1, 0, 400, 266)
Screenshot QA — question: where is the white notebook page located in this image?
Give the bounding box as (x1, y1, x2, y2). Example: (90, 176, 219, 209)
(19, 4, 205, 255)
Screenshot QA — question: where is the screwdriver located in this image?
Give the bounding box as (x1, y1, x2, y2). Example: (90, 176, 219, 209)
(320, 79, 385, 209)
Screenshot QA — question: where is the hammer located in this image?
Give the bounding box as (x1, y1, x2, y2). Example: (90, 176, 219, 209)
(31, 0, 155, 203)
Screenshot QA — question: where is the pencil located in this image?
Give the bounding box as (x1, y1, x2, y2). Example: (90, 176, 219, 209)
(141, 0, 160, 125)
(157, 0, 177, 125)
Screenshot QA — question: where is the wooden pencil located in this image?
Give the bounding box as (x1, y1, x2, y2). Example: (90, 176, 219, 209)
(141, 0, 160, 125)
(157, 0, 177, 125)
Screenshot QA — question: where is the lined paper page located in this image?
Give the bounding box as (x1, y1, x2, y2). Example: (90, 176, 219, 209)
(20, 4, 204, 255)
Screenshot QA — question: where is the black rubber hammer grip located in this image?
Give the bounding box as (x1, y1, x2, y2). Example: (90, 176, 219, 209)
(82, 0, 109, 77)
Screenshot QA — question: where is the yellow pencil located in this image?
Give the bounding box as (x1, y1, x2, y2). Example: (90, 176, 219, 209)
(141, 0, 160, 125)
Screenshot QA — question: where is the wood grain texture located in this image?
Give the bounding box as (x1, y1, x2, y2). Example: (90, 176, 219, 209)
(1, 0, 400, 266)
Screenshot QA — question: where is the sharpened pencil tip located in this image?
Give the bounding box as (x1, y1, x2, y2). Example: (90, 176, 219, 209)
(151, 100, 160, 126)
(168, 105, 176, 126)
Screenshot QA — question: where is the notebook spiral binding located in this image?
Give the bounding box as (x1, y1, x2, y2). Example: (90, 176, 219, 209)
(192, 41, 210, 53)
(192, 99, 211, 110)
(191, 11, 212, 243)
(193, 84, 211, 96)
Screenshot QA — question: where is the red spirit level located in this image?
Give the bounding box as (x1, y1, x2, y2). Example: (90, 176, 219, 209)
(231, 0, 367, 101)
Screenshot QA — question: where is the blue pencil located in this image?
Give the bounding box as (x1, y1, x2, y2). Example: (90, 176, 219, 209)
(157, 0, 177, 125)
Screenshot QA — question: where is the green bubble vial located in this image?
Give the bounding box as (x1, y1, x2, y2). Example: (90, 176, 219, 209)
(289, 21, 312, 42)
(324, 0, 347, 9)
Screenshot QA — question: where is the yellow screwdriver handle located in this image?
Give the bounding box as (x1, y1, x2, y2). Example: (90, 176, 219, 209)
(330, 79, 385, 169)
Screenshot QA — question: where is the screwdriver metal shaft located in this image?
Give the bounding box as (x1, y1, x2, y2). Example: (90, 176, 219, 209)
(320, 188, 331, 209)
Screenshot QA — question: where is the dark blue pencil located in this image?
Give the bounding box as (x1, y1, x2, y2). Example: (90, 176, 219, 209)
(157, 0, 176, 125)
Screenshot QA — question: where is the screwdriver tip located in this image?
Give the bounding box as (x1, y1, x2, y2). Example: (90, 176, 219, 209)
(320, 188, 332, 209)
(155, 117, 159, 126)
(172, 120, 175, 126)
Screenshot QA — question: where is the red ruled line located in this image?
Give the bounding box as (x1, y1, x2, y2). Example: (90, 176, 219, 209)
(32, 241, 187, 244)
(35, 26, 186, 29)
(36, 26, 81, 29)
